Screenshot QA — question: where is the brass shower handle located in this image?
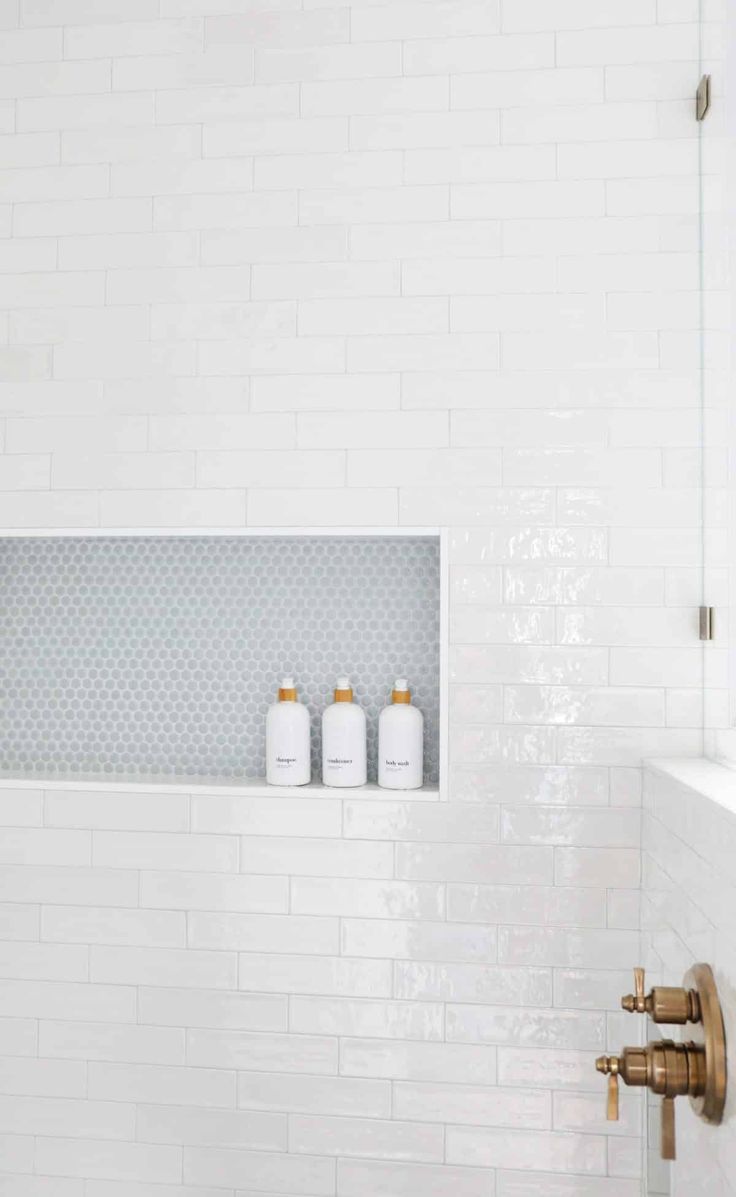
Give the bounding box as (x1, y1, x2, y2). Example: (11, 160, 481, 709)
(621, 966, 700, 1024)
(596, 963, 727, 1161)
(596, 1040, 702, 1160)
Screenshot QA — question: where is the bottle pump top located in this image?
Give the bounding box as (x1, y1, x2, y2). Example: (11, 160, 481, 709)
(334, 676, 353, 702)
(278, 676, 297, 701)
(392, 678, 411, 704)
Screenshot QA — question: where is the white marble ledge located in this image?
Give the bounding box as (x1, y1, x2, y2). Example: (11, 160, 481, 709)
(0, 773, 441, 801)
(646, 757, 736, 818)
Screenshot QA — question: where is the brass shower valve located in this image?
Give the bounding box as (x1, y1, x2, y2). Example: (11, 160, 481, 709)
(596, 1040, 704, 1160)
(596, 963, 726, 1162)
(620, 966, 700, 1024)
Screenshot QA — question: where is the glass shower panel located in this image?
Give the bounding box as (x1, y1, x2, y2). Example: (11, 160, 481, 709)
(644, 1, 728, 1190)
(702, 3, 733, 764)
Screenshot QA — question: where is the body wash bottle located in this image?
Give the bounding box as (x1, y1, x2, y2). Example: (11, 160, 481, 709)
(378, 678, 424, 790)
(321, 676, 367, 788)
(266, 677, 311, 786)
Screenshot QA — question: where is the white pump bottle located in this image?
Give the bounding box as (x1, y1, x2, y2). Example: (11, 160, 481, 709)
(266, 677, 311, 786)
(321, 676, 367, 788)
(378, 678, 424, 790)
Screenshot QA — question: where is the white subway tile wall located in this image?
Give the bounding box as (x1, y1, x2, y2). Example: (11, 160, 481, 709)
(643, 763, 736, 1196)
(0, 0, 721, 1191)
(0, 779, 644, 1194)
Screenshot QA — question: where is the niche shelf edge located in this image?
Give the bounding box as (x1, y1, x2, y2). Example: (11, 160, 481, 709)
(0, 773, 441, 801)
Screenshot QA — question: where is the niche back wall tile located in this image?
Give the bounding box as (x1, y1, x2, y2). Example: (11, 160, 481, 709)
(0, 535, 440, 781)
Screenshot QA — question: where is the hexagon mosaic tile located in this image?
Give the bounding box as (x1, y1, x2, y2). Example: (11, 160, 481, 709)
(0, 535, 440, 782)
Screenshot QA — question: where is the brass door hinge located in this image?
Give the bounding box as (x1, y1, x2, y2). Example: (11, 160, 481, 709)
(696, 74, 711, 121)
(699, 606, 715, 641)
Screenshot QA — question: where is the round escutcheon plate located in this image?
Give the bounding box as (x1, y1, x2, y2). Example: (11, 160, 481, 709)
(683, 962, 727, 1124)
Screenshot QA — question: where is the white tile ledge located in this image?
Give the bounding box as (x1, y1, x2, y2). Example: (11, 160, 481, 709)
(0, 773, 440, 800)
(646, 757, 736, 819)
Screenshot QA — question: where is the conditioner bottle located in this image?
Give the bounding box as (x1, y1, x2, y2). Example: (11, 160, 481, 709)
(266, 677, 311, 786)
(378, 678, 423, 790)
(322, 676, 367, 788)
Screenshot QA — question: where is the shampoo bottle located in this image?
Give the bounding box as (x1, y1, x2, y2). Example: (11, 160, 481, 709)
(266, 677, 311, 786)
(321, 676, 367, 788)
(378, 678, 424, 790)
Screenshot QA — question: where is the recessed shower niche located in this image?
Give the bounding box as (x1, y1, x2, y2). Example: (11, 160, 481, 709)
(0, 533, 441, 784)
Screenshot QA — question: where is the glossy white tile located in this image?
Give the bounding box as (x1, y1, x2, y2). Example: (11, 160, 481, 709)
(140, 871, 289, 915)
(554, 847, 641, 888)
(191, 795, 342, 837)
(336, 1157, 490, 1197)
(339, 1038, 497, 1085)
(289, 1113, 444, 1161)
(88, 1062, 236, 1109)
(396, 843, 553, 885)
(291, 877, 445, 920)
(241, 837, 394, 879)
(497, 926, 639, 969)
(500, 806, 640, 848)
(136, 1102, 287, 1150)
(394, 961, 551, 1005)
(344, 801, 499, 844)
(237, 1071, 390, 1117)
(448, 765, 609, 806)
(239, 953, 392, 998)
(187, 1028, 337, 1075)
(138, 987, 287, 1033)
(446, 1125, 607, 1174)
(289, 996, 444, 1041)
(39, 1020, 184, 1066)
(341, 918, 497, 964)
(447, 1004, 604, 1050)
(188, 912, 338, 955)
(393, 1080, 551, 1129)
(185, 1145, 335, 1194)
(448, 883, 606, 928)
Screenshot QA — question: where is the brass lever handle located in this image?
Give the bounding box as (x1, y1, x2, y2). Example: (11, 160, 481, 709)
(621, 967, 646, 1013)
(661, 1096, 676, 1160)
(596, 1055, 620, 1121)
(598, 1044, 685, 1159)
(621, 965, 700, 1024)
